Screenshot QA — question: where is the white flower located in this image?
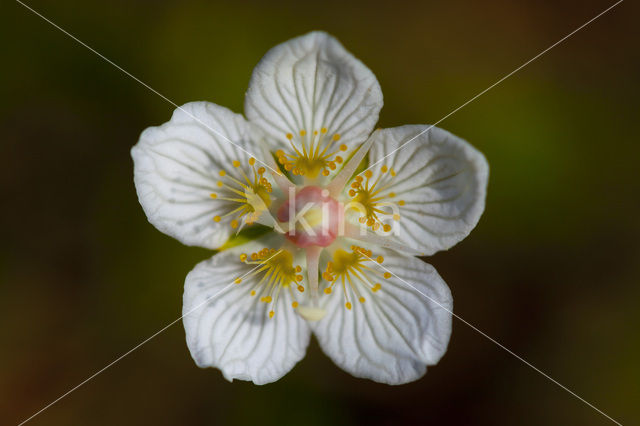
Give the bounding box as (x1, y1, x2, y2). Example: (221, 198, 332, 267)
(132, 31, 488, 385)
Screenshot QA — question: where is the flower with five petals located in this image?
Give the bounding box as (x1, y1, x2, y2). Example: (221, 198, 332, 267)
(132, 31, 488, 385)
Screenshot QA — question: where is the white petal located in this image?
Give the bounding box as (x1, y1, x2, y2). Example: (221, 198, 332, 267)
(183, 248, 311, 384)
(245, 31, 382, 151)
(312, 250, 452, 385)
(364, 125, 488, 255)
(132, 102, 269, 249)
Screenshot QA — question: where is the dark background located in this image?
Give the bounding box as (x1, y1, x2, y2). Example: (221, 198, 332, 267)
(2, 0, 638, 425)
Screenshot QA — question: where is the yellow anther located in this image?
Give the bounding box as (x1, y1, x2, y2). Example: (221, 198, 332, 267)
(269, 310, 275, 318)
(313, 130, 318, 135)
(335, 156, 343, 163)
(345, 302, 352, 310)
(232, 160, 240, 167)
(398, 200, 405, 206)
(249, 157, 256, 166)
(324, 288, 332, 294)
(292, 301, 299, 308)
(372, 283, 381, 292)
(393, 214, 401, 221)
(321, 127, 327, 133)
(240, 253, 247, 261)
(213, 216, 221, 222)
(390, 168, 396, 176)
(364, 170, 373, 179)
(230, 220, 239, 229)
(388, 192, 396, 198)
(381, 165, 388, 173)
(376, 256, 384, 263)
(339, 144, 347, 151)
(219, 170, 226, 177)
(322, 169, 330, 176)
(234, 278, 242, 284)
(383, 224, 392, 232)
(286, 133, 293, 140)
(332, 134, 340, 141)
(359, 297, 365, 303)
(250, 290, 256, 296)
(348, 189, 356, 197)
(210, 193, 217, 199)
(383, 272, 392, 279)
(300, 130, 306, 136)
(217, 181, 223, 187)
(297, 285, 304, 292)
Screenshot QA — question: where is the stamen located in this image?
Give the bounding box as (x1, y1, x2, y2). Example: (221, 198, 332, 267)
(347, 164, 403, 232)
(236, 248, 305, 318)
(209, 158, 273, 228)
(276, 128, 345, 179)
(321, 246, 389, 310)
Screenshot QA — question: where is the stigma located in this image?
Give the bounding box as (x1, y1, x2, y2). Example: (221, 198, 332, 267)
(322, 245, 391, 310)
(210, 157, 273, 229)
(348, 165, 404, 232)
(277, 186, 341, 247)
(276, 128, 347, 179)
(236, 248, 304, 318)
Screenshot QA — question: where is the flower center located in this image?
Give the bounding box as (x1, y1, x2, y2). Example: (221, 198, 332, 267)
(322, 246, 391, 310)
(276, 129, 347, 178)
(348, 166, 404, 232)
(277, 186, 341, 247)
(210, 157, 272, 229)
(236, 248, 304, 318)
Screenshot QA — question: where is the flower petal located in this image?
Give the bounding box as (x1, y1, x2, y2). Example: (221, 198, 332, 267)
(245, 31, 382, 151)
(132, 101, 269, 249)
(312, 249, 453, 384)
(183, 247, 311, 384)
(363, 125, 488, 255)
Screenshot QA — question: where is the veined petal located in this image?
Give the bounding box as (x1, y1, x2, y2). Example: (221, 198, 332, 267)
(245, 31, 382, 178)
(312, 247, 452, 385)
(347, 125, 488, 255)
(132, 101, 273, 249)
(183, 244, 311, 384)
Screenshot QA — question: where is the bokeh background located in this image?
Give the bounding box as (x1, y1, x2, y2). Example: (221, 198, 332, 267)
(2, 0, 638, 424)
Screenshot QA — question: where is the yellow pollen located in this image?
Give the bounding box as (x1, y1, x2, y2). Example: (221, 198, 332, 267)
(322, 246, 387, 309)
(398, 200, 405, 206)
(292, 301, 299, 308)
(339, 144, 347, 151)
(383, 224, 392, 232)
(232, 160, 240, 167)
(381, 165, 388, 173)
(210, 193, 217, 199)
(383, 272, 392, 279)
(376, 256, 384, 263)
(234, 278, 242, 284)
(217, 181, 223, 187)
(219, 170, 226, 177)
(230, 219, 239, 229)
(393, 214, 401, 221)
(332, 134, 341, 141)
(213, 216, 221, 222)
(239, 253, 247, 261)
(277, 128, 346, 178)
(269, 310, 275, 318)
(250, 290, 256, 296)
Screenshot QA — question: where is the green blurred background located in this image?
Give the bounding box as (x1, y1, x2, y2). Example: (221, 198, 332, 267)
(2, 0, 638, 424)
